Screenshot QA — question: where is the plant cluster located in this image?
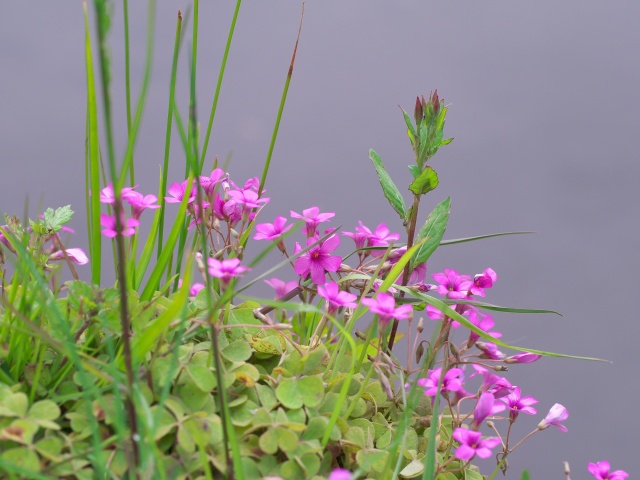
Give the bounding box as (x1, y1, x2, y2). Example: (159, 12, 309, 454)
(0, 2, 628, 480)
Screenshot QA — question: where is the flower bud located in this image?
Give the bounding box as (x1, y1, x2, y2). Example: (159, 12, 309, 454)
(414, 96, 423, 125)
(430, 89, 440, 116)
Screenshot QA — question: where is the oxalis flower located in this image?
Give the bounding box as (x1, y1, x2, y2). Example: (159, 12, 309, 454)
(290, 206, 334, 237)
(207, 258, 250, 286)
(361, 292, 412, 326)
(537, 403, 569, 432)
(452, 428, 501, 462)
(417, 367, 463, 397)
(588, 460, 629, 480)
(328, 469, 352, 480)
(500, 386, 538, 422)
(293, 233, 341, 285)
(49, 248, 89, 265)
(317, 282, 358, 315)
(253, 216, 292, 241)
(100, 214, 139, 238)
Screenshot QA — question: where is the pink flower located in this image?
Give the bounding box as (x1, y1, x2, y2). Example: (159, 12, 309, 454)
(49, 247, 89, 265)
(505, 352, 542, 364)
(227, 188, 269, 219)
(253, 216, 292, 241)
(364, 222, 401, 257)
(470, 267, 497, 296)
(290, 206, 334, 237)
(417, 367, 464, 397)
(100, 214, 139, 238)
(190, 283, 205, 296)
(124, 191, 160, 219)
(293, 233, 342, 285)
(200, 168, 225, 195)
(467, 310, 501, 346)
(472, 392, 505, 428)
(500, 387, 538, 421)
(99, 182, 138, 204)
(317, 282, 358, 315)
(361, 292, 412, 326)
(452, 428, 501, 462)
(432, 268, 472, 299)
(343, 221, 371, 250)
(328, 469, 352, 480)
(476, 341, 505, 360)
(537, 403, 569, 432)
(165, 179, 195, 204)
(207, 258, 250, 285)
(588, 461, 629, 480)
(472, 366, 514, 399)
(264, 278, 298, 299)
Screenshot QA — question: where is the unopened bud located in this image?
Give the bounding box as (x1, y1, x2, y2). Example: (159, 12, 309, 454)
(417, 317, 424, 334)
(414, 96, 423, 125)
(431, 89, 440, 116)
(415, 343, 425, 364)
(355, 330, 367, 340)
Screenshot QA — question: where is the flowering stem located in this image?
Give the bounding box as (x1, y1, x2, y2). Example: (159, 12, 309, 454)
(388, 193, 421, 350)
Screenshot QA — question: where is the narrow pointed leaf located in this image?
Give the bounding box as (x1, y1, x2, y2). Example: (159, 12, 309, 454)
(401, 108, 417, 139)
(440, 231, 534, 246)
(369, 148, 406, 219)
(442, 299, 562, 316)
(412, 197, 450, 266)
(407, 291, 608, 362)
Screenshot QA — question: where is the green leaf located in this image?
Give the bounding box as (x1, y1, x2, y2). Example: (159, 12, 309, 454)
(520, 470, 531, 480)
(0, 392, 28, 417)
(440, 231, 534, 246)
(186, 365, 215, 392)
(28, 400, 61, 422)
(43, 205, 74, 232)
(408, 166, 439, 195)
(259, 427, 278, 454)
(400, 459, 425, 478)
(443, 299, 562, 316)
(0, 447, 41, 473)
(440, 137, 453, 146)
(413, 197, 451, 266)
(369, 148, 406, 219)
(276, 375, 324, 409)
(222, 341, 252, 362)
(408, 164, 421, 179)
(276, 427, 299, 452)
(402, 109, 417, 139)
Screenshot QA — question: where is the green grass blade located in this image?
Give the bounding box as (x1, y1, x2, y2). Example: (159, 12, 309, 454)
(408, 290, 609, 362)
(440, 231, 534, 246)
(157, 10, 183, 258)
(140, 175, 194, 301)
(83, 1, 102, 285)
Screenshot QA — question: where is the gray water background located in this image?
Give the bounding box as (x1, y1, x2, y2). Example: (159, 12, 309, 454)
(1, 2, 639, 478)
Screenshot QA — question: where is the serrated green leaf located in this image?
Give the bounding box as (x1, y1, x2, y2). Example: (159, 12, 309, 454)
(370, 148, 406, 219)
(408, 166, 439, 195)
(43, 205, 74, 232)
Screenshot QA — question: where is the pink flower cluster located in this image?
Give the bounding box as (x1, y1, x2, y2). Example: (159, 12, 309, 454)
(99, 183, 160, 238)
